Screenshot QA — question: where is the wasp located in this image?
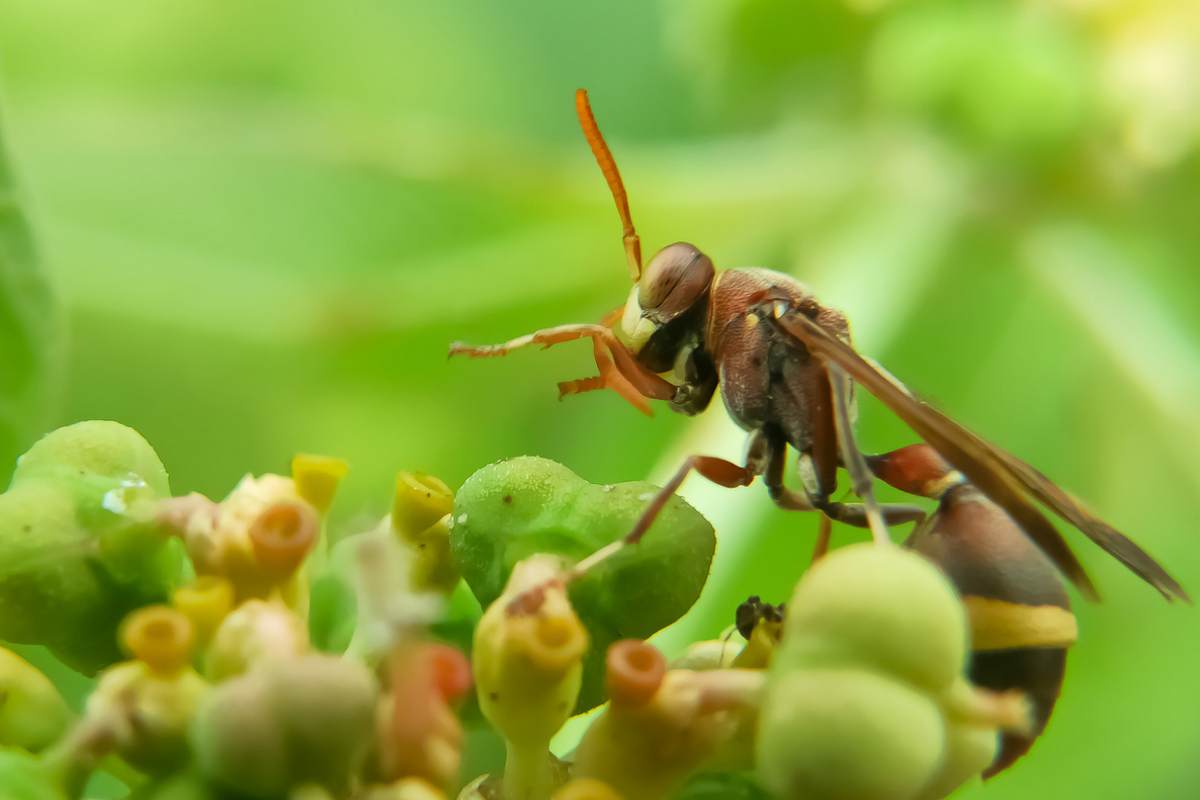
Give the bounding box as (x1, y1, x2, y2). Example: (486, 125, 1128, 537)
(724, 444, 1076, 773)
(449, 89, 1187, 607)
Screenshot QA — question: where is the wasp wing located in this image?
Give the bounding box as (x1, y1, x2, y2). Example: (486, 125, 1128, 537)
(772, 308, 1188, 603)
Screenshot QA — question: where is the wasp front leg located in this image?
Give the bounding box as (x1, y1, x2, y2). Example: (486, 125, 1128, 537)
(450, 323, 677, 415)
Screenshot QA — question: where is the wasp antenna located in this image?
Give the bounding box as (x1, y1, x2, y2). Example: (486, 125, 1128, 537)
(576, 88, 642, 281)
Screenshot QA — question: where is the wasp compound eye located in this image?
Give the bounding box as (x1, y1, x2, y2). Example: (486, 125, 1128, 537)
(638, 242, 714, 325)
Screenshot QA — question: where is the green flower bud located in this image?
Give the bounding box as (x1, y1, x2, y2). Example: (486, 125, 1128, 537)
(12, 420, 169, 492)
(204, 600, 309, 682)
(192, 654, 378, 798)
(127, 770, 222, 800)
(757, 668, 945, 800)
(0, 747, 67, 800)
(0, 647, 72, 753)
(673, 772, 770, 800)
(915, 721, 997, 800)
(758, 544, 1026, 800)
(777, 544, 967, 692)
(0, 422, 186, 674)
(451, 457, 714, 709)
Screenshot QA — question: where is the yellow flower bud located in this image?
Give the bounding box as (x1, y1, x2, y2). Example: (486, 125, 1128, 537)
(291, 454, 349, 515)
(393, 472, 453, 540)
(473, 556, 586, 800)
(172, 575, 235, 647)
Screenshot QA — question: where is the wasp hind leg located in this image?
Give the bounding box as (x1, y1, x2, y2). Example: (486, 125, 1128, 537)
(762, 432, 925, 539)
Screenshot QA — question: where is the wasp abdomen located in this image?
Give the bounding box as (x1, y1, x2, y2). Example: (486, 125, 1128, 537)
(907, 483, 1076, 777)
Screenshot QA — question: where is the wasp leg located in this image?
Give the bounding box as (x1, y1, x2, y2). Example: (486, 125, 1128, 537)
(816, 501, 926, 528)
(560, 447, 766, 587)
(763, 432, 925, 531)
(812, 515, 832, 562)
(866, 442, 965, 499)
(450, 323, 676, 413)
(508, 450, 760, 615)
(556, 337, 657, 415)
(827, 364, 891, 545)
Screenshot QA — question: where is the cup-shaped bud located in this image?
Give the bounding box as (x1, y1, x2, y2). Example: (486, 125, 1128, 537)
(0, 647, 72, 752)
(172, 575, 235, 646)
(121, 606, 194, 676)
(474, 557, 586, 747)
(452, 457, 714, 710)
(508, 612, 590, 678)
(249, 500, 318, 581)
(291, 454, 349, 515)
(473, 556, 586, 800)
(425, 643, 472, 706)
(403, 516, 459, 595)
(606, 640, 665, 708)
(393, 472, 453, 540)
(574, 664, 764, 800)
(379, 643, 470, 788)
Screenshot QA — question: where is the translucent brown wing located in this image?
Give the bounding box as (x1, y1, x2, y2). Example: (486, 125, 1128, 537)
(771, 307, 1188, 603)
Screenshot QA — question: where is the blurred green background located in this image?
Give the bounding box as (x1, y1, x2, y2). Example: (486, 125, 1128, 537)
(1, 1, 1198, 797)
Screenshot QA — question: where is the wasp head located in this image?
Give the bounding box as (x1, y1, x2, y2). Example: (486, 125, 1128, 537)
(617, 242, 714, 374)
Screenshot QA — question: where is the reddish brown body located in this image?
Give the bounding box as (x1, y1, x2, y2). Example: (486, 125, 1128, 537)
(706, 269, 849, 499)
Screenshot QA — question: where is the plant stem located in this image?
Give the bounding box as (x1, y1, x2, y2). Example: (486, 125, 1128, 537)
(503, 740, 555, 800)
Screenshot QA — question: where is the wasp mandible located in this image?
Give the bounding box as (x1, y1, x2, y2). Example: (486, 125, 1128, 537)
(450, 89, 1187, 605)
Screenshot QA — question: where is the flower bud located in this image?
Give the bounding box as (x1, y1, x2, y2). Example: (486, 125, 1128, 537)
(204, 600, 309, 682)
(88, 608, 206, 774)
(473, 556, 587, 800)
(192, 654, 377, 798)
(575, 641, 763, 800)
(291, 454, 349, 515)
(777, 544, 967, 692)
(0, 648, 72, 753)
(172, 576, 235, 647)
(0, 422, 184, 674)
(452, 457, 714, 710)
(757, 668, 944, 800)
(393, 472, 454, 539)
(378, 643, 471, 789)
